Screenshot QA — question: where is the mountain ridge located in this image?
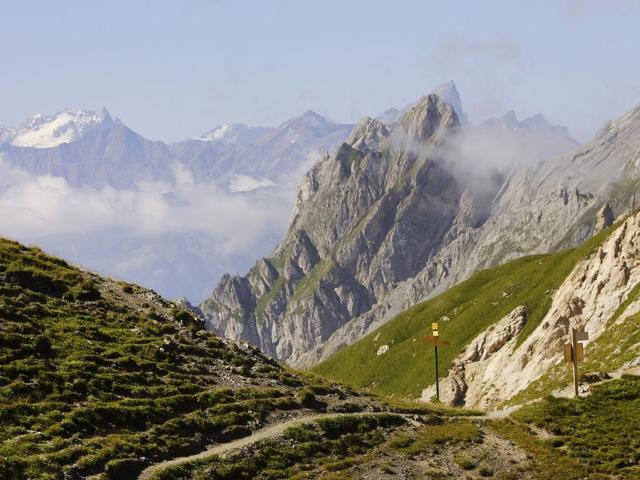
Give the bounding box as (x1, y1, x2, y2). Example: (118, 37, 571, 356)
(202, 92, 640, 369)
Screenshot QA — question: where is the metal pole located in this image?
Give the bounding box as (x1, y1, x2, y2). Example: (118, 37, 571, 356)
(572, 328, 579, 397)
(434, 345, 440, 401)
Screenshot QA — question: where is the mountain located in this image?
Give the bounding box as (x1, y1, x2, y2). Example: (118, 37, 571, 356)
(0, 109, 172, 189)
(0, 109, 352, 189)
(479, 110, 579, 162)
(0, 109, 352, 302)
(314, 212, 640, 409)
(196, 123, 272, 144)
(432, 80, 468, 125)
(376, 80, 468, 125)
(201, 95, 465, 364)
(201, 97, 639, 370)
(0, 109, 110, 149)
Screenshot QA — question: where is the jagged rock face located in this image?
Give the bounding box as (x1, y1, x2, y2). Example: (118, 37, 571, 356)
(301, 104, 640, 369)
(422, 212, 640, 408)
(596, 204, 615, 231)
(203, 98, 640, 369)
(202, 95, 470, 363)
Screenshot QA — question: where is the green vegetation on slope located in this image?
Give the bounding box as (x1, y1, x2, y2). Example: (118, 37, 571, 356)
(154, 413, 519, 480)
(0, 239, 356, 480)
(503, 376, 640, 478)
(313, 223, 618, 398)
(154, 414, 407, 480)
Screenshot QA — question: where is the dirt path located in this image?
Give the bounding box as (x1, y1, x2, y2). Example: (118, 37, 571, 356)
(138, 411, 401, 480)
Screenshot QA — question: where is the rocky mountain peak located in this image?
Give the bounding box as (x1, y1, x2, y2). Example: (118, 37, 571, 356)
(201, 90, 465, 365)
(346, 117, 390, 151)
(431, 80, 468, 125)
(3, 108, 114, 149)
(396, 94, 459, 143)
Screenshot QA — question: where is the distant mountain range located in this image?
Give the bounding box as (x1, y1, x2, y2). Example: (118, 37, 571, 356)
(0, 108, 352, 302)
(0, 108, 352, 189)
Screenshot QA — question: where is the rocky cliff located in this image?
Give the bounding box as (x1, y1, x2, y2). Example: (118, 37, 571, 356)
(202, 95, 468, 363)
(421, 210, 640, 408)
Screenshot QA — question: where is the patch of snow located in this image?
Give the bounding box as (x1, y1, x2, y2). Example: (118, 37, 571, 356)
(228, 174, 277, 193)
(199, 124, 232, 141)
(9, 109, 108, 148)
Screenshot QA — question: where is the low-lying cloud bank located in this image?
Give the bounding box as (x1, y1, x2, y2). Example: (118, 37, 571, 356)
(0, 158, 304, 302)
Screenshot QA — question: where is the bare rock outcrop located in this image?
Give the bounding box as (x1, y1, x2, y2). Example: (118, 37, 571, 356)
(421, 306, 527, 406)
(596, 203, 615, 231)
(422, 211, 640, 408)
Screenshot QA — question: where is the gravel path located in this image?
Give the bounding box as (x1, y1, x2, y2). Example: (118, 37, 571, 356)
(138, 411, 403, 480)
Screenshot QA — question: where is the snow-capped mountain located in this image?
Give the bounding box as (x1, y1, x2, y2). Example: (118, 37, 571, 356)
(0, 108, 112, 148)
(0, 107, 352, 302)
(196, 123, 272, 145)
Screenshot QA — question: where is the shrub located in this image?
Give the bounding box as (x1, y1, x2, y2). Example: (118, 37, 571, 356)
(34, 335, 54, 361)
(105, 458, 146, 480)
(296, 389, 319, 409)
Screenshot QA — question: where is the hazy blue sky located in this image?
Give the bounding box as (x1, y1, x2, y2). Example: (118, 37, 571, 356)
(2, 0, 638, 142)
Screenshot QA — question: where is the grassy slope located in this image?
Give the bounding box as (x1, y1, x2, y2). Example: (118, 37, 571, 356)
(0, 238, 360, 480)
(500, 376, 640, 478)
(313, 223, 618, 399)
(155, 415, 501, 480)
(135, 378, 640, 480)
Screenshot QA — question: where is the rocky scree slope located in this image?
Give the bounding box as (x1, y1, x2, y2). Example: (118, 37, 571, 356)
(0, 238, 378, 480)
(422, 209, 640, 408)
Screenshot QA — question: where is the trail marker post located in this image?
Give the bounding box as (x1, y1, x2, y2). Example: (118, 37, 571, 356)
(563, 328, 589, 397)
(423, 322, 450, 402)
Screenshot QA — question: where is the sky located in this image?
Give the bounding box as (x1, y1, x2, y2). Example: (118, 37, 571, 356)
(1, 0, 639, 142)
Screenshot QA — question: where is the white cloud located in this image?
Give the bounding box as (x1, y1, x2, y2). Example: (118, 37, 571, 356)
(228, 174, 276, 193)
(0, 158, 296, 256)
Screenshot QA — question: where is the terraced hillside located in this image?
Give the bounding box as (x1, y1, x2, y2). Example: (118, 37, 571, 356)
(314, 211, 640, 408)
(0, 238, 383, 479)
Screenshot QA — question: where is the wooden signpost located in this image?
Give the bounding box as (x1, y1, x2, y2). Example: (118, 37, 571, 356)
(563, 328, 589, 397)
(423, 322, 450, 401)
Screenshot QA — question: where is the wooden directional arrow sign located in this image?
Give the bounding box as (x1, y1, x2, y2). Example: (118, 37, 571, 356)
(423, 335, 450, 348)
